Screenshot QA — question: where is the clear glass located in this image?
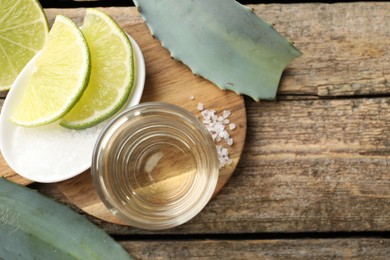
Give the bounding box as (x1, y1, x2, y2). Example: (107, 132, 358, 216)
(92, 102, 219, 230)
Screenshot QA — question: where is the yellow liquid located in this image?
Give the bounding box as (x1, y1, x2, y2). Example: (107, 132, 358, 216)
(117, 135, 197, 206)
(101, 114, 212, 216)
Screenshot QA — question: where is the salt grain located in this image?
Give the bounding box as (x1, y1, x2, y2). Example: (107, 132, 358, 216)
(221, 147, 228, 156)
(197, 102, 204, 111)
(223, 110, 231, 118)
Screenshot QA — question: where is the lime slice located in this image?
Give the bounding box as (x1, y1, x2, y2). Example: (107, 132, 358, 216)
(10, 15, 91, 127)
(0, 0, 49, 91)
(60, 9, 134, 129)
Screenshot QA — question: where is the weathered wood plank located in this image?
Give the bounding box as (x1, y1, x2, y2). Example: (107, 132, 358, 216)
(213, 97, 390, 233)
(121, 238, 390, 259)
(96, 98, 388, 235)
(38, 0, 277, 8)
(2, 3, 389, 99)
(34, 97, 388, 235)
(254, 2, 390, 97)
(42, 2, 390, 98)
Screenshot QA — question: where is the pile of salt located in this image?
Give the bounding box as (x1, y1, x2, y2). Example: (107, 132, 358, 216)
(196, 102, 235, 168)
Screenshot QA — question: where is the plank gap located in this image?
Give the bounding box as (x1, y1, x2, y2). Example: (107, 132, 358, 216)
(245, 94, 390, 102)
(38, 1, 371, 8)
(111, 231, 390, 242)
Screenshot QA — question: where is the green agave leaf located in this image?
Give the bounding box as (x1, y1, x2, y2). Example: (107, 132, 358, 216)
(133, 0, 302, 100)
(0, 178, 131, 259)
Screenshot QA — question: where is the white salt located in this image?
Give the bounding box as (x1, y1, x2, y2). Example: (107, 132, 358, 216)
(10, 123, 103, 181)
(222, 130, 230, 140)
(222, 110, 231, 118)
(196, 104, 236, 168)
(221, 147, 228, 156)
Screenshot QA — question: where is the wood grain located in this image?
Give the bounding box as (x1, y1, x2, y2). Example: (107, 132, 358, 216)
(122, 238, 390, 259)
(38, 99, 390, 235)
(0, 0, 386, 90)
(73, 97, 388, 235)
(56, 22, 247, 225)
(253, 2, 390, 97)
(46, 3, 390, 98)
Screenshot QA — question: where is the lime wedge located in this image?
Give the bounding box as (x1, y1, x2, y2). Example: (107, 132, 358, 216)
(0, 0, 49, 91)
(60, 9, 134, 129)
(10, 15, 91, 127)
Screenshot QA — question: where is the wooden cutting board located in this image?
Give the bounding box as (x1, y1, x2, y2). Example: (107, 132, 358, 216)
(1, 22, 247, 225)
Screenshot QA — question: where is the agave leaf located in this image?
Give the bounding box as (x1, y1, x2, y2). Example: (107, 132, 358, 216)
(133, 0, 302, 100)
(0, 178, 131, 259)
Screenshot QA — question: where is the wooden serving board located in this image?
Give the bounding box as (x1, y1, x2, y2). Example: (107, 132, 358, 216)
(1, 22, 247, 225)
(57, 22, 247, 225)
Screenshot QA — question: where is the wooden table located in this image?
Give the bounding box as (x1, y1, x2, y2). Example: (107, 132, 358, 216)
(5, 2, 390, 258)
